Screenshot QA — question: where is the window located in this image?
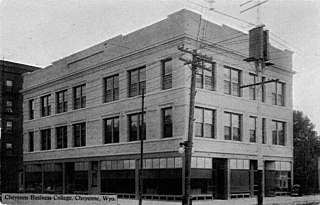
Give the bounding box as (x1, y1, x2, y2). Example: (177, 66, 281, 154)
(5, 80, 13, 92)
(272, 120, 286, 145)
(224, 112, 241, 141)
(194, 107, 215, 138)
(196, 61, 215, 91)
(272, 82, 285, 106)
(128, 113, 146, 141)
(73, 84, 86, 109)
(249, 74, 257, 100)
(129, 66, 146, 97)
(262, 118, 266, 144)
(104, 75, 119, 103)
(29, 99, 34, 119)
(41, 95, 51, 117)
(6, 143, 13, 153)
(162, 107, 173, 138)
(56, 90, 68, 113)
(56, 126, 68, 149)
(6, 100, 13, 113)
(41, 129, 51, 150)
(6, 121, 13, 132)
(29, 132, 34, 152)
(224, 67, 241, 96)
(104, 117, 119, 144)
(162, 58, 173, 90)
(73, 122, 86, 147)
(261, 77, 266, 102)
(249, 117, 257, 142)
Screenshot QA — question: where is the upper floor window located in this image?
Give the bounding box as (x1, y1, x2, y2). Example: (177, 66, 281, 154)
(224, 67, 241, 97)
(104, 117, 119, 144)
(224, 112, 242, 141)
(6, 121, 13, 132)
(162, 58, 172, 90)
(73, 122, 86, 147)
(261, 77, 266, 102)
(73, 84, 86, 109)
(56, 90, 68, 113)
(40, 95, 51, 117)
(272, 82, 285, 106)
(129, 66, 146, 97)
(249, 74, 257, 100)
(104, 75, 119, 103)
(40, 129, 51, 150)
(272, 120, 286, 146)
(29, 132, 34, 152)
(196, 61, 215, 91)
(162, 107, 173, 138)
(29, 99, 34, 119)
(6, 100, 13, 113)
(6, 143, 13, 154)
(56, 126, 68, 149)
(5, 80, 13, 92)
(249, 116, 257, 142)
(262, 118, 266, 144)
(128, 113, 146, 141)
(194, 107, 215, 138)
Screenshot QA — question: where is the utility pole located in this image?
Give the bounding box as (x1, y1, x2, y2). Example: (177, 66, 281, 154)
(243, 25, 275, 205)
(138, 88, 145, 205)
(178, 45, 213, 205)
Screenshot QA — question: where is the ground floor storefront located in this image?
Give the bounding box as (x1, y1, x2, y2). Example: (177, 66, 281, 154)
(23, 155, 292, 201)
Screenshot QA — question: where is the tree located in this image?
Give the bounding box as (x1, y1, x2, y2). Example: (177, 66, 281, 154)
(293, 110, 319, 194)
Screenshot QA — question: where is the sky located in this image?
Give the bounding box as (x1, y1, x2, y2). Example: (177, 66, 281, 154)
(1, 0, 319, 133)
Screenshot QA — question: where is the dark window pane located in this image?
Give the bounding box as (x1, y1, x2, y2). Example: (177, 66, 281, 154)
(224, 126, 231, 140)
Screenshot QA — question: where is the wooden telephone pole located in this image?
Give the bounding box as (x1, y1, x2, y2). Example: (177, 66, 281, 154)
(178, 45, 213, 205)
(242, 25, 276, 205)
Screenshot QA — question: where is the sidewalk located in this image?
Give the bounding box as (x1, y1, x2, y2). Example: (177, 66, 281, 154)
(118, 195, 320, 205)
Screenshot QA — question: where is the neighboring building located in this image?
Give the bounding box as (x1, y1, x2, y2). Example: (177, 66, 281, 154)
(21, 9, 294, 201)
(0, 60, 40, 193)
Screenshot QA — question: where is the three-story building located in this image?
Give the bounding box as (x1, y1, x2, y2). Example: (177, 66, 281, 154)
(22, 9, 293, 201)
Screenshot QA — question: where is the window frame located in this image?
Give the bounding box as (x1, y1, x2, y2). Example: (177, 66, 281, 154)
(73, 84, 86, 110)
(272, 81, 285, 106)
(128, 113, 146, 141)
(73, 122, 86, 147)
(196, 61, 216, 91)
(162, 58, 173, 90)
(40, 128, 51, 151)
(261, 76, 266, 102)
(29, 99, 34, 120)
(103, 74, 119, 103)
(128, 66, 146, 97)
(262, 118, 266, 144)
(249, 116, 257, 143)
(224, 66, 241, 97)
(56, 90, 68, 113)
(40, 95, 51, 117)
(29, 132, 34, 152)
(162, 107, 173, 138)
(56, 126, 68, 149)
(5, 80, 13, 92)
(104, 117, 120, 144)
(6, 100, 13, 113)
(224, 112, 242, 141)
(194, 107, 215, 139)
(249, 73, 257, 100)
(6, 121, 13, 132)
(272, 120, 286, 146)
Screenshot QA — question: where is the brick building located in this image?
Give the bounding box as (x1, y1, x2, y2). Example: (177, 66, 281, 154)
(0, 60, 40, 193)
(21, 9, 294, 201)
